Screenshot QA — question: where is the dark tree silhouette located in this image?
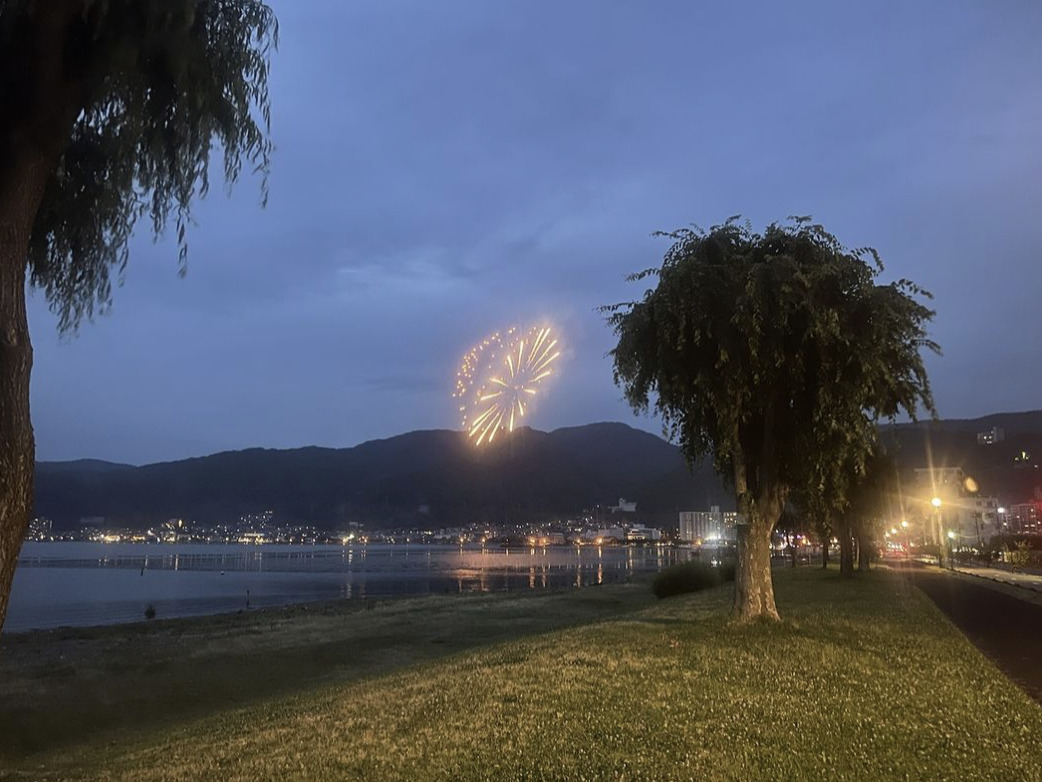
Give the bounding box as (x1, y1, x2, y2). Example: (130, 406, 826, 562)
(0, 0, 277, 633)
(605, 218, 936, 620)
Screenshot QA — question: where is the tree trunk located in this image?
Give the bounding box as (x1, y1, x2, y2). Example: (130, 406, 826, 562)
(838, 518, 854, 578)
(0, 219, 35, 635)
(732, 494, 782, 622)
(0, 2, 88, 635)
(856, 530, 871, 571)
(934, 512, 948, 568)
(821, 541, 829, 569)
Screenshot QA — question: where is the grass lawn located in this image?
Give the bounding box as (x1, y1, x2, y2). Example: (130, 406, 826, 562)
(4, 568, 1042, 781)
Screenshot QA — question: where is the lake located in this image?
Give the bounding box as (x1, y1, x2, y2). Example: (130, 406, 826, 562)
(6, 541, 694, 633)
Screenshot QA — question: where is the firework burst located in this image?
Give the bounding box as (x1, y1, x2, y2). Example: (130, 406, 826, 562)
(454, 325, 561, 445)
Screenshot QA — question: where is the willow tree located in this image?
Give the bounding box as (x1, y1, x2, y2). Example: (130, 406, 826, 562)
(605, 218, 936, 620)
(796, 442, 901, 577)
(0, 0, 276, 633)
(846, 448, 900, 573)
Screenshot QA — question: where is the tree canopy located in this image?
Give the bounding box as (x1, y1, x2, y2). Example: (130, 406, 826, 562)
(0, 0, 277, 635)
(605, 217, 937, 618)
(0, 0, 278, 330)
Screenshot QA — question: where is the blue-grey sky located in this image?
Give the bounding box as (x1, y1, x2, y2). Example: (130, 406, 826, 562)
(27, 0, 1042, 464)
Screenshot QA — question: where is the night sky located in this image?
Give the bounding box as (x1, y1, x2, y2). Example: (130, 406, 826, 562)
(27, 0, 1042, 465)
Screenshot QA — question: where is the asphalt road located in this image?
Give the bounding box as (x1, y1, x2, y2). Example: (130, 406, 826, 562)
(906, 565, 1042, 704)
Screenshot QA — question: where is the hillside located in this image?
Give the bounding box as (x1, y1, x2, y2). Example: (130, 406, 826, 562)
(34, 412, 1042, 531)
(884, 410, 1042, 501)
(33, 423, 732, 530)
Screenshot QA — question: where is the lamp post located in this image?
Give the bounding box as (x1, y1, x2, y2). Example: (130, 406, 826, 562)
(946, 530, 956, 570)
(901, 519, 909, 560)
(931, 497, 944, 568)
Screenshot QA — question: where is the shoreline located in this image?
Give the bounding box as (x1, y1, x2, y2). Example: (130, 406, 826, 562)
(0, 581, 655, 762)
(5, 569, 1042, 780)
(3, 574, 640, 640)
(8, 540, 680, 634)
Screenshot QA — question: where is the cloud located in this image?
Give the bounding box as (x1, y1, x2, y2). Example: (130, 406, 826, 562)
(27, 0, 1042, 463)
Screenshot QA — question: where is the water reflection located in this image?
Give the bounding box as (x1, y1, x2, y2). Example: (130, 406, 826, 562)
(8, 542, 694, 633)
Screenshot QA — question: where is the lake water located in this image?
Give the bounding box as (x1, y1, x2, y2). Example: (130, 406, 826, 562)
(6, 542, 694, 633)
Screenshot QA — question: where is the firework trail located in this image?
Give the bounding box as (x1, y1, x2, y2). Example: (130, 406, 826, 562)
(453, 326, 561, 445)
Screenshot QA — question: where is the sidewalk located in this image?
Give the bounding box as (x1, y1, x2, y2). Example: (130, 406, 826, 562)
(951, 563, 1042, 594)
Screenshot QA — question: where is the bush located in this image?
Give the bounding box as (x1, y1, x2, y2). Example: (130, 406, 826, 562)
(652, 560, 735, 599)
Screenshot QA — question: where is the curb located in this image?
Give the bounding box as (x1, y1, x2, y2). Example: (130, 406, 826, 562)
(951, 567, 1042, 595)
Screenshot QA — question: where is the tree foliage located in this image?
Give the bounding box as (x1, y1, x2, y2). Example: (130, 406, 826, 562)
(0, 0, 278, 330)
(605, 217, 937, 514)
(605, 217, 937, 616)
(0, 0, 277, 637)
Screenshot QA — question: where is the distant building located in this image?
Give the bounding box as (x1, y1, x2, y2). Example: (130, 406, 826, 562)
(910, 467, 1003, 544)
(625, 524, 662, 542)
(912, 467, 967, 497)
(610, 498, 637, 513)
(953, 495, 1001, 544)
(585, 527, 625, 543)
(160, 518, 191, 543)
(1003, 503, 1041, 535)
(976, 426, 1005, 445)
(678, 506, 740, 543)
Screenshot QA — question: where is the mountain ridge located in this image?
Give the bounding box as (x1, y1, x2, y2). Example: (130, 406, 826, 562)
(33, 413, 1042, 530)
(33, 422, 731, 530)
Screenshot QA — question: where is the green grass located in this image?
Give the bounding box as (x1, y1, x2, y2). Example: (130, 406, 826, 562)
(4, 569, 1042, 781)
(0, 584, 655, 759)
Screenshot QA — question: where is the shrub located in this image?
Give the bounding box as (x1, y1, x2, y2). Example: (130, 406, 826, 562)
(652, 560, 735, 599)
(1010, 540, 1033, 573)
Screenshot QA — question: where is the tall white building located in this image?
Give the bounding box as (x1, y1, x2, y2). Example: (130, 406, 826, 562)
(679, 506, 740, 543)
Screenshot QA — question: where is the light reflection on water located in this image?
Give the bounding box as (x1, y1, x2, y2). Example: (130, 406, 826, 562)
(7, 542, 692, 633)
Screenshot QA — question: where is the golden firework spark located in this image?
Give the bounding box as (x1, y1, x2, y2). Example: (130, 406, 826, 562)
(453, 325, 561, 445)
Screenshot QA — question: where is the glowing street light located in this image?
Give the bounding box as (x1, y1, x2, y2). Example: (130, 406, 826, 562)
(931, 497, 942, 509)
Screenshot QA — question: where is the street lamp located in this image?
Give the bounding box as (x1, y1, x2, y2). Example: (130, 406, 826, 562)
(946, 529, 956, 570)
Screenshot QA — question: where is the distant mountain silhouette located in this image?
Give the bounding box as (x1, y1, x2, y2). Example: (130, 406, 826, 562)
(33, 423, 732, 530)
(35, 459, 134, 475)
(34, 413, 1042, 531)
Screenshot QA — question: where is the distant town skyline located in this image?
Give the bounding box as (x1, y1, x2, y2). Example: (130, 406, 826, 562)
(27, 0, 1042, 464)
